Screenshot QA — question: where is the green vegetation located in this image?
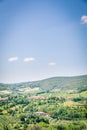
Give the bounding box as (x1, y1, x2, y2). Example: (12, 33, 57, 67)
(0, 75, 87, 130)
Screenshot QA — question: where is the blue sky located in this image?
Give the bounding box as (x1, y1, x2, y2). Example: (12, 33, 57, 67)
(0, 0, 87, 83)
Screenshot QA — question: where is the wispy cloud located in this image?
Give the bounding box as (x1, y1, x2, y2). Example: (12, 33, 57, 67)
(24, 57, 35, 62)
(48, 62, 56, 66)
(8, 57, 18, 62)
(81, 15, 87, 24)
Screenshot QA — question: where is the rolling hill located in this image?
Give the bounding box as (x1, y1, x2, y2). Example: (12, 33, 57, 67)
(0, 75, 87, 94)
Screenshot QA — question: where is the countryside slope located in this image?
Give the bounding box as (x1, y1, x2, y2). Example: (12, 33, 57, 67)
(0, 75, 87, 93)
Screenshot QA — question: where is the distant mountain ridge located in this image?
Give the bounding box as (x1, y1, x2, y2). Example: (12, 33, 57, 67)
(0, 75, 87, 93)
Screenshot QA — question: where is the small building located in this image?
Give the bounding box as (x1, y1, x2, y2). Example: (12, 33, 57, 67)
(35, 111, 49, 117)
(0, 97, 8, 102)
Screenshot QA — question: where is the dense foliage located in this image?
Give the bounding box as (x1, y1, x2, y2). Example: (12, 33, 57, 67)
(0, 75, 87, 130)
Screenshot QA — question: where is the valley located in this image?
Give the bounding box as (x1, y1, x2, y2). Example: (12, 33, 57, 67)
(0, 75, 87, 130)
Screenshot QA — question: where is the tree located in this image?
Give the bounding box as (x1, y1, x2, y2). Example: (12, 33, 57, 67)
(27, 124, 42, 130)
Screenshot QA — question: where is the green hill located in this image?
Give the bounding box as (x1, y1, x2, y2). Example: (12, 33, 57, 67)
(29, 75, 87, 90)
(0, 75, 87, 94)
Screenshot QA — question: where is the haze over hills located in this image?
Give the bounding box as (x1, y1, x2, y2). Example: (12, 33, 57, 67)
(0, 75, 87, 94)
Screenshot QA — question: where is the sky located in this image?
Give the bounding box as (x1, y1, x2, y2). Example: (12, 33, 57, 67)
(0, 0, 87, 83)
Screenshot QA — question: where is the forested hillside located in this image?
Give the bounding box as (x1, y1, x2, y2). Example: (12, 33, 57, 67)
(0, 75, 87, 130)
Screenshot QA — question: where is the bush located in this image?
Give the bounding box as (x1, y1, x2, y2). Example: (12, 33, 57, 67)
(27, 124, 42, 130)
(73, 97, 83, 102)
(57, 124, 67, 130)
(71, 121, 87, 130)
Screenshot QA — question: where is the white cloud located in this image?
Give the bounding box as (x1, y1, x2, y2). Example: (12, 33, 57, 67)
(48, 62, 56, 66)
(81, 15, 87, 24)
(8, 57, 18, 62)
(24, 57, 35, 62)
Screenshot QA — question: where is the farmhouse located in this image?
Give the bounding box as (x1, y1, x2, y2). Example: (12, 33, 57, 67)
(35, 112, 49, 117)
(0, 97, 8, 102)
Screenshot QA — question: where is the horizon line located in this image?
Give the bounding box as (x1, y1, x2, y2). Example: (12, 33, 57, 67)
(0, 74, 87, 84)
